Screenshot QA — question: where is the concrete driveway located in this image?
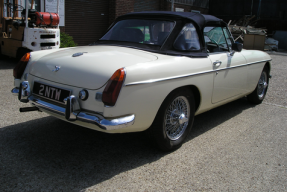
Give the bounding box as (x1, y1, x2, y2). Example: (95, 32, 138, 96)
(0, 53, 286, 191)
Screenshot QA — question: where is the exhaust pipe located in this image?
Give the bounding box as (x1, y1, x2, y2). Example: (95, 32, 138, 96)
(20, 107, 40, 112)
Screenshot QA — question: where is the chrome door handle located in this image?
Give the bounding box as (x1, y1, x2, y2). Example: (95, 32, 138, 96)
(213, 60, 222, 66)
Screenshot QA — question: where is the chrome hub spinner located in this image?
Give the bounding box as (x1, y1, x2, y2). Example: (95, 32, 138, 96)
(178, 114, 188, 125)
(170, 109, 180, 125)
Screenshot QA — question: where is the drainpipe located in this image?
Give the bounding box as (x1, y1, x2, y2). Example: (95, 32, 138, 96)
(171, 0, 174, 11)
(257, 0, 262, 19)
(57, 0, 59, 28)
(25, 0, 28, 28)
(251, 0, 253, 15)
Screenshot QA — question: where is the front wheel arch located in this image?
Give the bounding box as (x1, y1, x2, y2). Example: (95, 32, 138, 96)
(247, 64, 270, 104)
(265, 61, 271, 76)
(187, 85, 201, 113)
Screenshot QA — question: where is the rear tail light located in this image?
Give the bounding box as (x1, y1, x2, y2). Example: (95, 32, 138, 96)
(13, 53, 31, 79)
(102, 68, 126, 106)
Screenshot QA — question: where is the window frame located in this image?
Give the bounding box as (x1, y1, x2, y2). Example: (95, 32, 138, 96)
(222, 27, 235, 52)
(204, 26, 232, 54)
(100, 19, 176, 46)
(173, 22, 201, 52)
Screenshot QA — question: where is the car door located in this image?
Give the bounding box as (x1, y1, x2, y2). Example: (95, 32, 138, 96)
(204, 26, 247, 104)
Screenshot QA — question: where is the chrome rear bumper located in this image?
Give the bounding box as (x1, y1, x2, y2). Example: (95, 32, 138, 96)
(11, 84, 135, 131)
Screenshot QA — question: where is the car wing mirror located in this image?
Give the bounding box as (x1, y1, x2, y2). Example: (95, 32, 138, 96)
(230, 42, 243, 56)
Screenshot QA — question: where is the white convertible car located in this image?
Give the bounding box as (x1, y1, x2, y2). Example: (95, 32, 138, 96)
(12, 11, 271, 151)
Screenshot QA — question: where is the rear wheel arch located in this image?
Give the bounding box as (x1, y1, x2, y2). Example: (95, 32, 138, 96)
(148, 87, 196, 151)
(153, 85, 201, 123)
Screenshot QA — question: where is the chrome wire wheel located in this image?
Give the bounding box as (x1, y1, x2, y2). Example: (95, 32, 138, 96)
(247, 66, 269, 104)
(164, 96, 190, 140)
(257, 71, 268, 99)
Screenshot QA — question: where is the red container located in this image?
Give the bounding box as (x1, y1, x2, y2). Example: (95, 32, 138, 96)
(35, 12, 60, 26)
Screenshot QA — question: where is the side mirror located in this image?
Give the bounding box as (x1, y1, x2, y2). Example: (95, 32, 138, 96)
(232, 42, 243, 52)
(230, 42, 243, 56)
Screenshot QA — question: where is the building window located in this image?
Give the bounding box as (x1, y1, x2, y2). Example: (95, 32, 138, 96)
(168, 0, 195, 6)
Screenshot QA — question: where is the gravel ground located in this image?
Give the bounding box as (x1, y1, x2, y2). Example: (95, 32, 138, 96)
(0, 54, 286, 192)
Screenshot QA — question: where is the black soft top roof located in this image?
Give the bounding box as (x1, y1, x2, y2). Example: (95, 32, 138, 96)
(95, 11, 229, 58)
(117, 11, 227, 30)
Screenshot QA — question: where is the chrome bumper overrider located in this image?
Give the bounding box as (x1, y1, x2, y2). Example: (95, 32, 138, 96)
(11, 83, 135, 131)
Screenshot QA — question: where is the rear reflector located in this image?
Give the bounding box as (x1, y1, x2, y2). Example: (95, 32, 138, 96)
(13, 53, 31, 79)
(102, 68, 125, 106)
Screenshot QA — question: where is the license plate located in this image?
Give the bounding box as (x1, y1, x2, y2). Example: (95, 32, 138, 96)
(33, 82, 71, 103)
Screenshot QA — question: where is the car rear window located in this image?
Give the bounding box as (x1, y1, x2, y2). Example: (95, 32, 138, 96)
(101, 19, 175, 46)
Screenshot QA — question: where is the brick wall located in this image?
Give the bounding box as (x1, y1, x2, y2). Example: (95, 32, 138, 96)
(59, 26, 65, 33)
(60, 0, 210, 45)
(109, 0, 134, 24)
(109, 0, 117, 24)
(108, 0, 209, 25)
(64, 0, 109, 45)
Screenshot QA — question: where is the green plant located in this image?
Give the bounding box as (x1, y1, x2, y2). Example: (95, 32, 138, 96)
(60, 32, 77, 48)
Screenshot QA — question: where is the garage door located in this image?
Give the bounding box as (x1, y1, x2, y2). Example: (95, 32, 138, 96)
(65, 0, 109, 46)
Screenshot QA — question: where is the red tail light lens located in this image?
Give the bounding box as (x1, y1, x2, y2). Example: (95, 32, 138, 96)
(13, 53, 31, 79)
(102, 68, 125, 106)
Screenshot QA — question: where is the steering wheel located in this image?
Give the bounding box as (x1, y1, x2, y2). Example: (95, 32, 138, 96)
(210, 39, 219, 47)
